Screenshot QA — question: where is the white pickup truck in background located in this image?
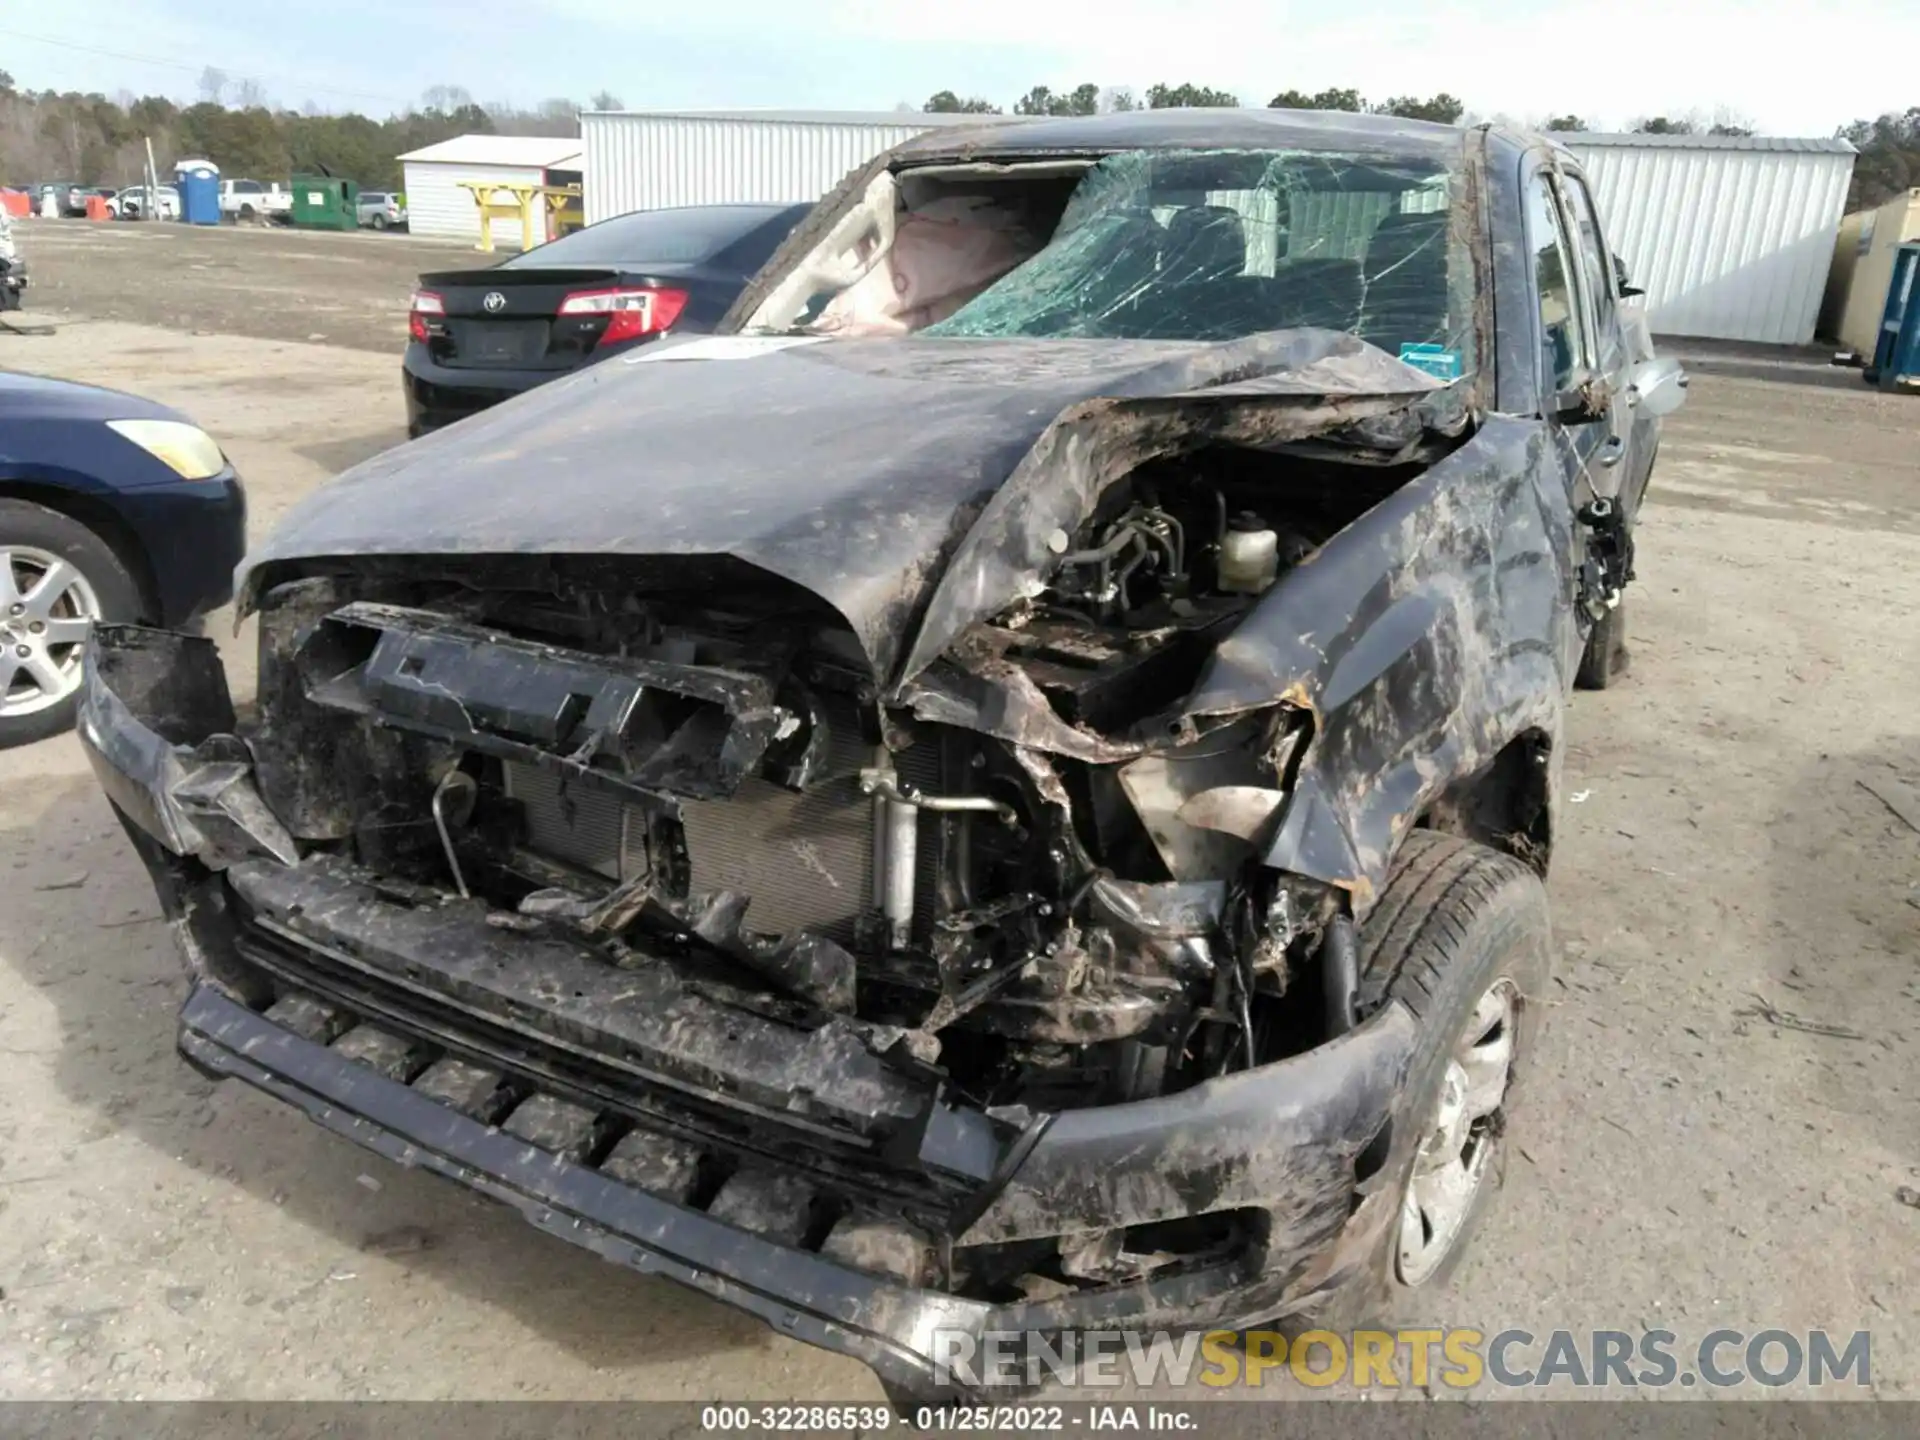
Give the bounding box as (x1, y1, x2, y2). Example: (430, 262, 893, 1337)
(218, 179, 293, 223)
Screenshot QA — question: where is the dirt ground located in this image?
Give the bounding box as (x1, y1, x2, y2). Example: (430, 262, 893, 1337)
(13, 218, 490, 353)
(0, 220, 1915, 1402)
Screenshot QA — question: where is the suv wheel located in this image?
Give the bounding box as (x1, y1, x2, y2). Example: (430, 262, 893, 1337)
(1303, 831, 1551, 1320)
(0, 500, 143, 747)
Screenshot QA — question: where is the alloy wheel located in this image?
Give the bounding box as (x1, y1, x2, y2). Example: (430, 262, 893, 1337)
(1396, 977, 1518, 1285)
(0, 546, 100, 718)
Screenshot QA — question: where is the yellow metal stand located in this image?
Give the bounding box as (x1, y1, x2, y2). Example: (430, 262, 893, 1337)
(457, 180, 587, 253)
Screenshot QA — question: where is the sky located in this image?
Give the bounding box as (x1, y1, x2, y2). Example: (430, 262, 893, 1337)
(4, 0, 1916, 136)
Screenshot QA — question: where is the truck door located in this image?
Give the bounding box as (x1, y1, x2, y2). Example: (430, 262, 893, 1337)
(1520, 160, 1622, 681)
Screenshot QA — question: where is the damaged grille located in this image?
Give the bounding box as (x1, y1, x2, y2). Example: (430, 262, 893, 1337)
(504, 737, 945, 942)
(230, 918, 974, 1226)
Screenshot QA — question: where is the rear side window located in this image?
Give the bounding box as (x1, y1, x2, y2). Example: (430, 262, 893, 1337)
(1523, 173, 1586, 395)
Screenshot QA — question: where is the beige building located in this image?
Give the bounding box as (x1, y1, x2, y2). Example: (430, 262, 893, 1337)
(1823, 188, 1920, 359)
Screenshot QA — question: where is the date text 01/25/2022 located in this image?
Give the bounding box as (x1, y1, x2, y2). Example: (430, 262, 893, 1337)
(699, 1405, 1198, 1431)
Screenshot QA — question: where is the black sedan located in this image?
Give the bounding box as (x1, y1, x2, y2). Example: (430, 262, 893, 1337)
(0, 371, 246, 745)
(403, 201, 810, 435)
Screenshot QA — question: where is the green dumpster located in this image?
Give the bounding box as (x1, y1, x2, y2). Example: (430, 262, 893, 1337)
(290, 175, 359, 231)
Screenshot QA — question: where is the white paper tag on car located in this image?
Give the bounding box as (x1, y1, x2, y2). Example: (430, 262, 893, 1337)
(625, 335, 828, 364)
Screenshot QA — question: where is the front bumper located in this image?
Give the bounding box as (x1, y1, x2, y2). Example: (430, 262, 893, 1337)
(78, 622, 1418, 1398)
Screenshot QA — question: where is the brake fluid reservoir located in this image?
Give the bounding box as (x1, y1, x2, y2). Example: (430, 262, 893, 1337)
(1219, 512, 1280, 594)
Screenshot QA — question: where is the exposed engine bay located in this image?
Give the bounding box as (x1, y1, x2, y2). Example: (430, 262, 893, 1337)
(239, 448, 1418, 1119)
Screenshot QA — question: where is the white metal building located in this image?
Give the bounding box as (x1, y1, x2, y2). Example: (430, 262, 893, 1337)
(1562, 133, 1856, 345)
(398, 135, 585, 247)
(579, 109, 995, 225)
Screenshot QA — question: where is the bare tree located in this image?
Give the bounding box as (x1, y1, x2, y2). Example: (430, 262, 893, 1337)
(588, 90, 624, 111)
(198, 66, 228, 105)
(230, 77, 269, 110)
(421, 84, 475, 114)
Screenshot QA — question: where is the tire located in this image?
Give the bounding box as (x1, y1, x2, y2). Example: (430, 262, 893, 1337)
(240, 204, 257, 223)
(1303, 831, 1552, 1322)
(1574, 597, 1628, 690)
(0, 500, 144, 748)
(371, 213, 389, 231)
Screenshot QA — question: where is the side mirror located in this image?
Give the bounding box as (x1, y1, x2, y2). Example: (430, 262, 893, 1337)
(1626, 356, 1688, 418)
(1613, 252, 1644, 298)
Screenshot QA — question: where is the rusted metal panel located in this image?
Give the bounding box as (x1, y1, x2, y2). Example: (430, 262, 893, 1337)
(1563, 135, 1855, 344)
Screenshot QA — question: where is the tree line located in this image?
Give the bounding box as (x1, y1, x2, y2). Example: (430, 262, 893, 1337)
(4, 64, 1915, 215)
(924, 82, 1466, 122)
(0, 70, 619, 192)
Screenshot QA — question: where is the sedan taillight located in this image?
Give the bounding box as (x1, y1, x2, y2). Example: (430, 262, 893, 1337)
(556, 286, 688, 346)
(408, 289, 444, 344)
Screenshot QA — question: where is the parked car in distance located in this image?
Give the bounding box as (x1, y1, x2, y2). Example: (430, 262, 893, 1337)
(0, 208, 24, 310)
(0, 371, 246, 745)
(77, 110, 1686, 1406)
(356, 191, 407, 230)
(403, 200, 810, 434)
(23, 183, 68, 217)
(111, 184, 181, 221)
(219, 179, 292, 223)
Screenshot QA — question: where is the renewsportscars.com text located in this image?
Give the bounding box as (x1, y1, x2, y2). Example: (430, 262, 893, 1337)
(932, 1327, 1872, 1391)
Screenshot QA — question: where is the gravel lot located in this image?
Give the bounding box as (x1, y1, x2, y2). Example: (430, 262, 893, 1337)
(1, 219, 1916, 1402)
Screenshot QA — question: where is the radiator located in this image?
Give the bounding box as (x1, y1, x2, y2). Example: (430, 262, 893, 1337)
(503, 740, 944, 943)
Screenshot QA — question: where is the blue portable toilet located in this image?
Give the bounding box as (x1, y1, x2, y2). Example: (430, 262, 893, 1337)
(1866, 242, 1920, 391)
(174, 159, 220, 226)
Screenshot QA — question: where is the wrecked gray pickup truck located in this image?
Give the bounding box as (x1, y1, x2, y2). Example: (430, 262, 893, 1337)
(79, 110, 1684, 1401)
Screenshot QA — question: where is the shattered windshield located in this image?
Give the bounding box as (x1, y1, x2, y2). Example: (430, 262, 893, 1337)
(929, 150, 1471, 374)
(752, 147, 1475, 380)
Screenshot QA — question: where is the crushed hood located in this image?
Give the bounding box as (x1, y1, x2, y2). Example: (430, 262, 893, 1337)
(240, 329, 1438, 681)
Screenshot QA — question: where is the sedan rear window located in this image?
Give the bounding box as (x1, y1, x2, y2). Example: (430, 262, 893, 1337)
(503, 205, 802, 269)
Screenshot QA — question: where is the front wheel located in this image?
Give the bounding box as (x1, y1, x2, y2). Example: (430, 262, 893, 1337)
(1301, 832, 1551, 1322)
(0, 501, 144, 747)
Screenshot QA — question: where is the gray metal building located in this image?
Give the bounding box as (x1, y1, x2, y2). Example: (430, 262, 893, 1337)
(1561, 132, 1856, 345)
(579, 109, 996, 225)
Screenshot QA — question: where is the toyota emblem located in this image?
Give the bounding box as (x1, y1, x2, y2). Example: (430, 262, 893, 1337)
(483, 291, 507, 313)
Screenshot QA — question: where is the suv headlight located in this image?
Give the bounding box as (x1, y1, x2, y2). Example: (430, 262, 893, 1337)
(106, 419, 228, 481)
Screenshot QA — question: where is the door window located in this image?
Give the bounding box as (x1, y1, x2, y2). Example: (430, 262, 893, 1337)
(1523, 172, 1589, 397)
(1561, 174, 1621, 367)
